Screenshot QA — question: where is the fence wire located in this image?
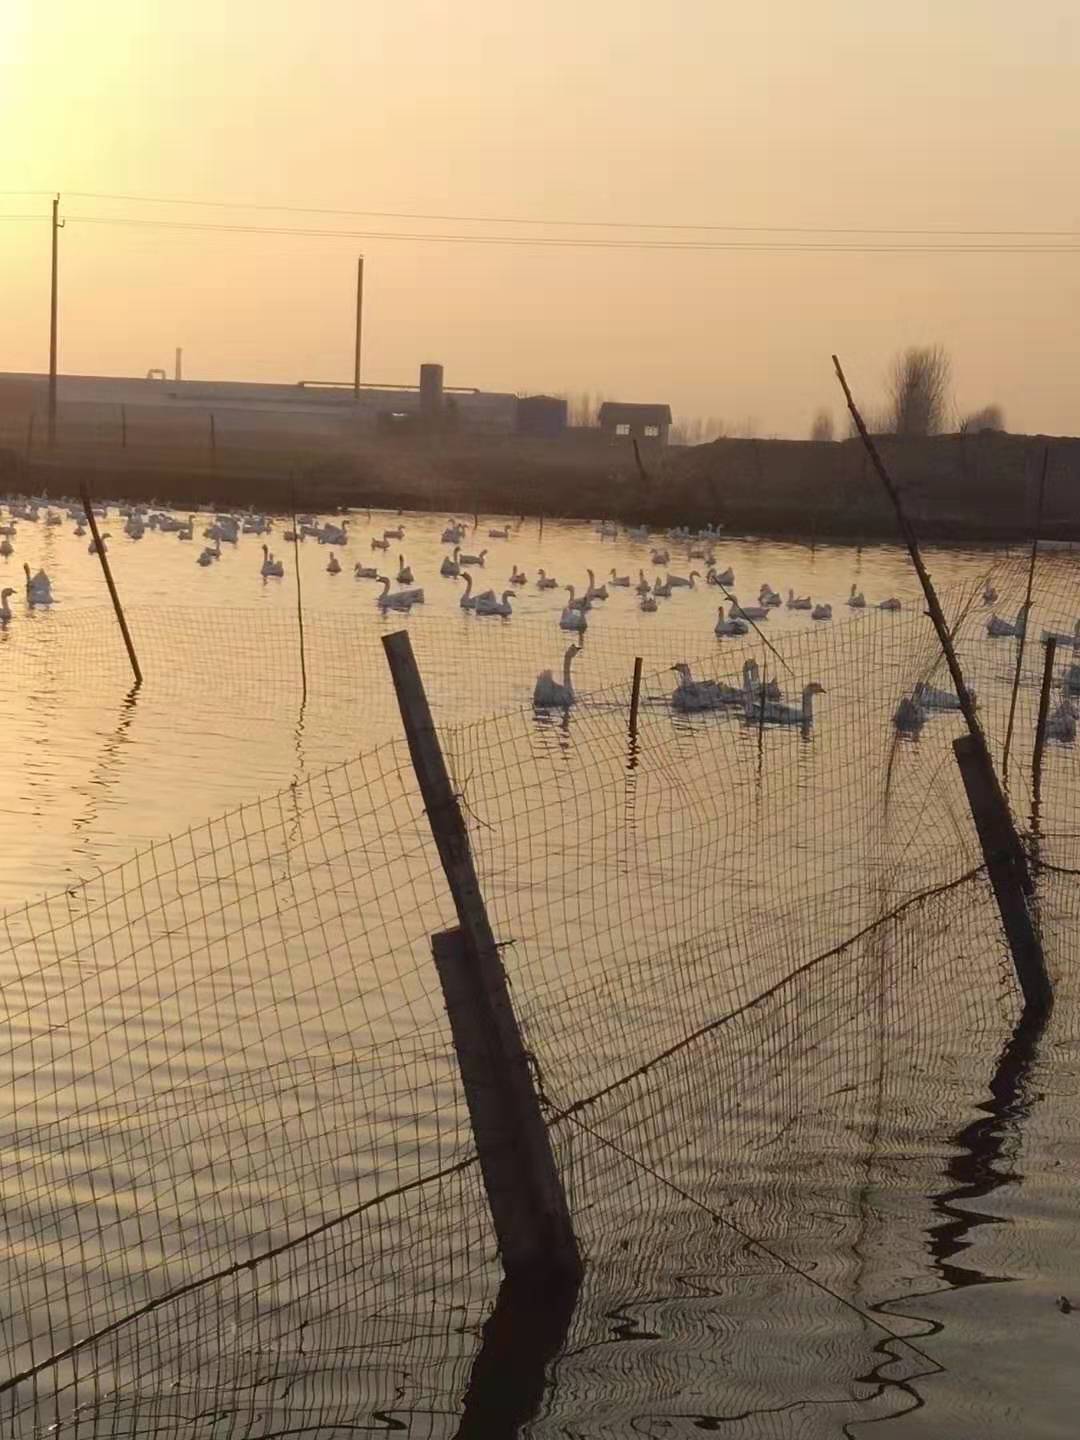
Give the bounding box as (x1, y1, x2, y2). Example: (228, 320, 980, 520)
(1, 553, 1079, 1435)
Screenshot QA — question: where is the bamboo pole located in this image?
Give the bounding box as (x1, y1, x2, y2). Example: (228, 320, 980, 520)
(80, 488, 142, 688)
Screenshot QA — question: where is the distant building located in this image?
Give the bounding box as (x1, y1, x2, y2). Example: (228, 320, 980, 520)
(0, 365, 518, 442)
(516, 395, 568, 439)
(597, 401, 672, 446)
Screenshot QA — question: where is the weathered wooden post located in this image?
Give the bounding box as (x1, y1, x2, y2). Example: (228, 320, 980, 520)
(382, 630, 581, 1283)
(81, 487, 142, 689)
(953, 735, 1051, 1016)
(1032, 637, 1057, 822)
(629, 656, 643, 740)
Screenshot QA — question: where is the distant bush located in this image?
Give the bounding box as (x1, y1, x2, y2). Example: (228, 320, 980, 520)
(888, 345, 952, 436)
(959, 404, 1006, 434)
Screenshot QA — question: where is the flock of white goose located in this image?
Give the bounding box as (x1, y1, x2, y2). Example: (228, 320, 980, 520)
(1, 498, 1073, 741)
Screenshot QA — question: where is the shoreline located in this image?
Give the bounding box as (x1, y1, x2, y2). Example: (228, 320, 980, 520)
(6, 428, 1078, 548)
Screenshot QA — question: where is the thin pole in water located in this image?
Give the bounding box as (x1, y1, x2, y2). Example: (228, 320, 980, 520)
(291, 494, 308, 705)
(629, 656, 643, 739)
(1032, 636, 1057, 829)
(1003, 445, 1050, 789)
(80, 486, 142, 689)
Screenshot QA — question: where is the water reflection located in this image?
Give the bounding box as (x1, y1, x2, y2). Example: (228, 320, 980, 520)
(454, 1271, 579, 1439)
(929, 1009, 1046, 1289)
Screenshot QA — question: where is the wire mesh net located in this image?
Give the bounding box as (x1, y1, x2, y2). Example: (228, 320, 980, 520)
(1, 548, 1079, 1434)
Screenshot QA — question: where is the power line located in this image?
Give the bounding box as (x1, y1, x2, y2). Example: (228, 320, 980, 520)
(56, 214, 1080, 254)
(66, 189, 1080, 240)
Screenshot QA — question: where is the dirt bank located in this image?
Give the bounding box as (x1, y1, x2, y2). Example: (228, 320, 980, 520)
(5, 429, 1077, 542)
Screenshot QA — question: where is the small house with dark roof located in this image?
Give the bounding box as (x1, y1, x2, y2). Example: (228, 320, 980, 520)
(597, 401, 672, 446)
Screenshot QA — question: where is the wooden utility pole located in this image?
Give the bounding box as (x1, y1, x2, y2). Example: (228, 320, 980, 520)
(353, 256, 364, 398)
(48, 194, 63, 448)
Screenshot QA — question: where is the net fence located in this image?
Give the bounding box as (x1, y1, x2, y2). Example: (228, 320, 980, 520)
(1, 553, 1079, 1435)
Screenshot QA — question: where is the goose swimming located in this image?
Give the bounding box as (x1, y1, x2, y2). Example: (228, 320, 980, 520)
(533, 644, 581, 708)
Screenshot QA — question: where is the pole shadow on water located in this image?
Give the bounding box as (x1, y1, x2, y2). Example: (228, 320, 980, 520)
(928, 1008, 1047, 1289)
(453, 1270, 580, 1439)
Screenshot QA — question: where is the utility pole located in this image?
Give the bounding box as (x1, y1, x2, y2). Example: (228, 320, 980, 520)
(48, 194, 63, 447)
(353, 255, 364, 399)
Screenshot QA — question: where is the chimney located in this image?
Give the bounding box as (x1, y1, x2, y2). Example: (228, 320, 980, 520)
(175, 347, 183, 383)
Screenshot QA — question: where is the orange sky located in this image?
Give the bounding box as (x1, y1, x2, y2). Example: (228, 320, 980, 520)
(2, 0, 1079, 435)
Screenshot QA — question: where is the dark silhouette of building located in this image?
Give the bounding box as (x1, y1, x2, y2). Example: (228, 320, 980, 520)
(598, 401, 672, 445)
(516, 395, 568, 439)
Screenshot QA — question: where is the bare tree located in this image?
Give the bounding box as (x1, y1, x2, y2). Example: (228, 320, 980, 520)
(888, 345, 952, 437)
(810, 408, 834, 442)
(959, 403, 1005, 434)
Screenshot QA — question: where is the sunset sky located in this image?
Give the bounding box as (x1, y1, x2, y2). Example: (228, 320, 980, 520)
(2, 0, 1079, 435)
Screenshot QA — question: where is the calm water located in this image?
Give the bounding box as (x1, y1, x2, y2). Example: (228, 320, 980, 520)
(1, 501, 1078, 1437)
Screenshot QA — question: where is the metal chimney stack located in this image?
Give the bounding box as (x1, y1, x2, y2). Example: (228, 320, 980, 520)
(175, 348, 183, 383)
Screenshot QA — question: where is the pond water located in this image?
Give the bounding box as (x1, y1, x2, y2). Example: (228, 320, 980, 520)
(1, 499, 1078, 1438)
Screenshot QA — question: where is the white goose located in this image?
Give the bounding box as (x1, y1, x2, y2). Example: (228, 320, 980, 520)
(24, 564, 52, 605)
(709, 565, 735, 588)
(354, 562, 379, 579)
(458, 572, 495, 610)
(715, 605, 748, 636)
(640, 594, 658, 613)
(758, 585, 782, 608)
(743, 659, 782, 703)
(440, 548, 462, 577)
(650, 548, 670, 566)
(458, 548, 487, 567)
(1040, 619, 1080, 648)
(395, 555, 413, 584)
(636, 570, 651, 595)
(559, 600, 588, 632)
(383, 526, 405, 541)
(652, 577, 672, 599)
(811, 603, 832, 621)
(371, 536, 390, 551)
(729, 594, 769, 622)
(609, 569, 631, 587)
(987, 603, 1031, 638)
(746, 682, 825, 727)
(916, 679, 971, 711)
(893, 692, 928, 732)
(0, 538, 13, 558)
(983, 582, 998, 606)
(376, 576, 413, 611)
(564, 585, 590, 613)
(488, 525, 511, 540)
(1046, 697, 1077, 742)
(476, 588, 513, 617)
(536, 569, 558, 590)
(88, 532, 112, 555)
(666, 571, 693, 589)
(510, 566, 527, 585)
(786, 589, 812, 610)
(847, 584, 866, 608)
(586, 569, 608, 601)
(261, 544, 284, 578)
(327, 553, 342, 574)
(0, 587, 14, 623)
(533, 644, 581, 708)
(877, 597, 902, 611)
(671, 663, 726, 712)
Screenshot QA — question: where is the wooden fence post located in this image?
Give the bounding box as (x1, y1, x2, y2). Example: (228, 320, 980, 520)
(1031, 637, 1057, 824)
(81, 487, 143, 689)
(953, 735, 1051, 1015)
(629, 656, 643, 740)
(382, 630, 580, 1283)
